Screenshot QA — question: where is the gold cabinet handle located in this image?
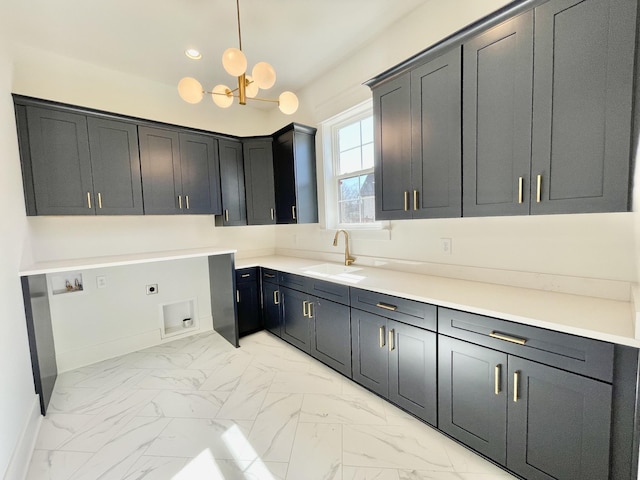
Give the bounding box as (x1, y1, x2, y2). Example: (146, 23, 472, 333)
(97, 192, 103, 209)
(264, 273, 275, 279)
(292, 205, 296, 220)
(303, 300, 309, 317)
(186, 195, 190, 210)
(404, 191, 409, 211)
(308, 302, 313, 319)
(273, 290, 280, 305)
(379, 325, 386, 348)
(271, 208, 275, 220)
(376, 302, 397, 312)
(413, 190, 418, 211)
(388, 329, 395, 352)
(489, 331, 527, 345)
(514, 371, 520, 402)
(518, 177, 523, 204)
(536, 174, 542, 203)
(87, 192, 92, 209)
(241, 273, 250, 278)
(495, 364, 501, 395)
(225, 209, 229, 222)
(236, 290, 240, 303)
(178, 195, 183, 209)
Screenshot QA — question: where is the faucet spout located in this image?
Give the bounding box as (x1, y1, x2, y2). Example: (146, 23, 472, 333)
(332, 229, 356, 266)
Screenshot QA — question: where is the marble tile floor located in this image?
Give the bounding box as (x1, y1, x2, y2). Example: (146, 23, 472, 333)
(26, 330, 517, 480)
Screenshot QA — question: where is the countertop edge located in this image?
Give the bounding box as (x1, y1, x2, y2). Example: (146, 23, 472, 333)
(20, 247, 238, 276)
(238, 255, 640, 348)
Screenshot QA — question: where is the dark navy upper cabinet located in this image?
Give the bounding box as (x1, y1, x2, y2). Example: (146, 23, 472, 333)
(87, 118, 143, 215)
(462, 12, 534, 217)
(411, 47, 462, 219)
(243, 138, 276, 225)
(372, 73, 412, 220)
(530, 0, 636, 214)
(372, 47, 462, 221)
(23, 106, 94, 215)
(179, 133, 221, 215)
(272, 123, 318, 224)
(15, 102, 143, 216)
(217, 138, 247, 226)
(140, 127, 221, 216)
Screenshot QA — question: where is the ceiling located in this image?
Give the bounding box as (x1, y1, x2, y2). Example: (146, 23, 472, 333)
(4, 0, 429, 96)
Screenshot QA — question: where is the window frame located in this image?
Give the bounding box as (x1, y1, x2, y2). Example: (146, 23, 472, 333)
(321, 100, 387, 231)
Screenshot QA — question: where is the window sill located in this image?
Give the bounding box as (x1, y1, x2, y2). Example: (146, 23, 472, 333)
(322, 223, 391, 241)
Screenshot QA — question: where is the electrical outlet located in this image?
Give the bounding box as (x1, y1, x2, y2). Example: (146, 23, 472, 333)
(96, 276, 107, 289)
(146, 284, 158, 295)
(440, 238, 452, 255)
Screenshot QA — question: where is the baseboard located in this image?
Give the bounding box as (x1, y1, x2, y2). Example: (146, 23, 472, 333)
(56, 315, 214, 372)
(3, 395, 41, 480)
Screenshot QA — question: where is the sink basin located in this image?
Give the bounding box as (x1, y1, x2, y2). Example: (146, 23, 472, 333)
(301, 263, 366, 284)
(302, 263, 362, 275)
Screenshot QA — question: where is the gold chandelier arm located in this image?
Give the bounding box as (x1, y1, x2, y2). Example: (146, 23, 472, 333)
(250, 96, 280, 104)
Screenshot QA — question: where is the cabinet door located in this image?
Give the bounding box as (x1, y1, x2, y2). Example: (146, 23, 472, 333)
(310, 298, 351, 377)
(438, 335, 508, 465)
(462, 12, 534, 217)
(507, 356, 612, 480)
(87, 118, 143, 215)
(291, 130, 318, 224)
(262, 281, 281, 337)
(243, 139, 276, 224)
(218, 139, 247, 225)
(273, 130, 297, 223)
(373, 73, 412, 220)
(179, 133, 221, 215)
(351, 310, 388, 397)
(26, 106, 94, 215)
(530, 0, 636, 214)
(411, 47, 462, 219)
(280, 287, 310, 353)
(236, 281, 261, 337)
(139, 126, 182, 215)
(388, 321, 436, 425)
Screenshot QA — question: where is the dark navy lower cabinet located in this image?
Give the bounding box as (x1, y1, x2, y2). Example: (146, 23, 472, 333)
(351, 309, 390, 398)
(310, 298, 351, 377)
(235, 268, 262, 337)
(439, 317, 616, 479)
(507, 357, 612, 480)
(351, 308, 437, 425)
(262, 280, 282, 337)
(280, 286, 312, 353)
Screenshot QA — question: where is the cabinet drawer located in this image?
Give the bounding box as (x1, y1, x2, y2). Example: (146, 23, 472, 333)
(438, 307, 614, 383)
(351, 288, 436, 331)
(308, 278, 350, 305)
(279, 272, 309, 291)
(261, 267, 278, 284)
(236, 267, 258, 284)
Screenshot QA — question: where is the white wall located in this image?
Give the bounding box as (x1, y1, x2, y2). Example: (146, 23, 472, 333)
(275, 0, 639, 297)
(0, 37, 41, 479)
(48, 258, 214, 372)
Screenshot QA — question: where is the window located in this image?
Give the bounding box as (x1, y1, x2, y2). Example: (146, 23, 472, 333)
(321, 101, 380, 229)
(335, 116, 375, 224)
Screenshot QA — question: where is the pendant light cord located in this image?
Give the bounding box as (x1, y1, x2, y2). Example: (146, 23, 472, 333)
(236, 0, 242, 50)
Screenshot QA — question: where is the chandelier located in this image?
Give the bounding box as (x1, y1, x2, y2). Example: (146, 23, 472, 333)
(177, 0, 299, 115)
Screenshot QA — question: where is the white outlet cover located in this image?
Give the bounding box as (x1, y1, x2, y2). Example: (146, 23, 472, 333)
(96, 276, 107, 288)
(440, 238, 452, 255)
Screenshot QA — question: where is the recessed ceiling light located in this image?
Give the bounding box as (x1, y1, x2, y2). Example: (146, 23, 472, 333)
(185, 49, 202, 60)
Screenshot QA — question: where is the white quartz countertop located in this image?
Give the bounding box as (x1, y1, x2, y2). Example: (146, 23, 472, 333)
(19, 247, 237, 276)
(237, 255, 638, 348)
